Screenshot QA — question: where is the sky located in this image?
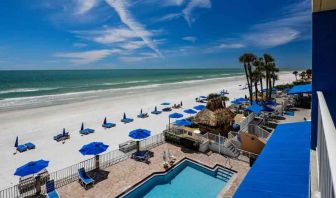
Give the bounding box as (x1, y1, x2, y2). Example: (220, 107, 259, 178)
(0, 0, 312, 70)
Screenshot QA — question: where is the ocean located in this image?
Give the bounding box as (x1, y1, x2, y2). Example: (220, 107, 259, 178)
(0, 69, 244, 100)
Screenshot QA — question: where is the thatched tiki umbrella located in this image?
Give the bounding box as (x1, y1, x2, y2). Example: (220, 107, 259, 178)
(193, 94, 235, 136)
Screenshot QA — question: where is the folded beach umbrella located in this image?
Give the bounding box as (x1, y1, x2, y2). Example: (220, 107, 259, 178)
(180, 101, 183, 106)
(184, 109, 197, 114)
(123, 113, 126, 120)
(81, 122, 84, 131)
(169, 113, 184, 119)
(62, 128, 66, 136)
(193, 105, 206, 111)
(175, 119, 192, 126)
(14, 136, 18, 148)
(129, 129, 151, 140)
(103, 117, 107, 125)
(14, 160, 49, 177)
(154, 106, 158, 111)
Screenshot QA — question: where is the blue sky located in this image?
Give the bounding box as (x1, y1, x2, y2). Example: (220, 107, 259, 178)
(0, 0, 311, 70)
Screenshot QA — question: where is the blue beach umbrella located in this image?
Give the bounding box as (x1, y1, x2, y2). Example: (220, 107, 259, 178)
(175, 119, 192, 126)
(79, 142, 109, 156)
(194, 105, 206, 111)
(246, 104, 263, 114)
(184, 109, 197, 114)
(14, 136, 18, 148)
(161, 102, 170, 106)
(14, 160, 49, 177)
(169, 113, 184, 119)
(129, 129, 151, 140)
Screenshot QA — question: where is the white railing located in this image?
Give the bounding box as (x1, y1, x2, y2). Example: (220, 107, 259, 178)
(316, 91, 336, 198)
(239, 112, 255, 132)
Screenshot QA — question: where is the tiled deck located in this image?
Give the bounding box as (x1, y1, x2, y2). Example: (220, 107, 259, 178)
(58, 143, 250, 198)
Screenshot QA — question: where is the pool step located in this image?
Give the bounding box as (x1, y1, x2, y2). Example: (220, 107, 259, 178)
(215, 168, 233, 182)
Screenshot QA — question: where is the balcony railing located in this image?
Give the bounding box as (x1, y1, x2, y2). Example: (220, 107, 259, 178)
(316, 91, 336, 198)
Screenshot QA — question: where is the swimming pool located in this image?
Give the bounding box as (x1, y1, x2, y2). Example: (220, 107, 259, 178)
(119, 159, 235, 198)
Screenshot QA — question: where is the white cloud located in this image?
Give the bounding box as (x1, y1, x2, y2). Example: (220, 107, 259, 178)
(182, 36, 197, 43)
(120, 40, 146, 50)
(153, 13, 182, 23)
(163, 0, 185, 7)
(182, 0, 211, 26)
(105, 0, 163, 57)
(218, 43, 245, 49)
(244, 28, 300, 48)
(73, 42, 88, 48)
(119, 52, 159, 63)
(76, 0, 98, 14)
(75, 27, 151, 44)
(54, 49, 122, 64)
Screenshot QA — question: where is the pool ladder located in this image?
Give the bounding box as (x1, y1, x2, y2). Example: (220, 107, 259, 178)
(215, 168, 234, 182)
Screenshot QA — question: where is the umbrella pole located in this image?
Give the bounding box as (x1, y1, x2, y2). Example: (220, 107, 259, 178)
(136, 141, 140, 152)
(95, 155, 100, 170)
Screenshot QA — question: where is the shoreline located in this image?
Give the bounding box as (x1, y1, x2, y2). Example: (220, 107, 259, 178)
(0, 72, 294, 189)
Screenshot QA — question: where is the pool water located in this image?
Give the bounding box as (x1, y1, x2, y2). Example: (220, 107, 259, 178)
(122, 159, 234, 198)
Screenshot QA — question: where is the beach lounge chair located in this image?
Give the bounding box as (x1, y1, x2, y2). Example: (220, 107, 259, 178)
(137, 113, 149, 118)
(53, 131, 70, 142)
(78, 168, 94, 190)
(46, 180, 59, 198)
(121, 113, 134, 123)
(17, 145, 28, 152)
(162, 107, 172, 112)
(80, 128, 95, 135)
(151, 106, 162, 115)
(102, 117, 116, 128)
(25, 142, 35, 150)
(132, 151, 150, 163)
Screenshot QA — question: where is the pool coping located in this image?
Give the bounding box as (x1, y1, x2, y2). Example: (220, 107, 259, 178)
(116, 157, 237, 197)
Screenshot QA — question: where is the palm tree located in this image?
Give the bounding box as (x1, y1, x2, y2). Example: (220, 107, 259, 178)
(306, 69, 312, 79)
(251, 70, 260, 102)
(263, 54, 275, 100)
(254, 58, 265, 101)
(271, 66, 279, 88)
(293, 71, 298, 80)
(300, 71, 306, 80)
(239, 53, 257, 104)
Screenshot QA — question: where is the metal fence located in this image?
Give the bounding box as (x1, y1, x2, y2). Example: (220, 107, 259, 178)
(0, 133, 165, 198)
(316, 91, 336, 198)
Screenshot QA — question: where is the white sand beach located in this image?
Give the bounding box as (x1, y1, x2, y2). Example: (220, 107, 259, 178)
(0, 72, 294, 189)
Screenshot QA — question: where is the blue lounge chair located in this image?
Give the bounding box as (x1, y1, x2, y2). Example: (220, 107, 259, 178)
(25, 142, 35, 150)
(151, 106, 162, 115)
(162, 107, 172, 112)
(121, 113, 134, 123)
(137, 109, 149, 118)
(46, 180, 59, 198)
(17, 145, 27, 152)
(132, 151, 150, 163)
(102, 117, 116, 128)
(78, 168, 94, 189)
(80, 128, 95, 135)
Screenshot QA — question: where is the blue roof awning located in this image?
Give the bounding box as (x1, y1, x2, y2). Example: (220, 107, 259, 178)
(288, 84, 312, 94)
(246, 104, 263, 113)
(234, 121, 311, 198)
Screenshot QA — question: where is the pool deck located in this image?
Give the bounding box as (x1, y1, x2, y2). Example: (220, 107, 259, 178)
(57, 143, 250, 198)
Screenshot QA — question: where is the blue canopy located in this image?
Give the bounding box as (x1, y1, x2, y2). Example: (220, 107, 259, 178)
(264, 100, 278, 106)
(288, 84, 312, 94)
(169, 113, 183, 119)
(129, 129, 151, 139)
(79, 142, 109, 156)
(161, 102, 170, 105)
(14, 136, 18, 148)
(246, 104, 263, 113)
(193, 105, 206, 111)
(184, 109, 197, 114)
(234, 122, 311, 198)
(14, 160, 49, 177)
(175, 119, 192, 126)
